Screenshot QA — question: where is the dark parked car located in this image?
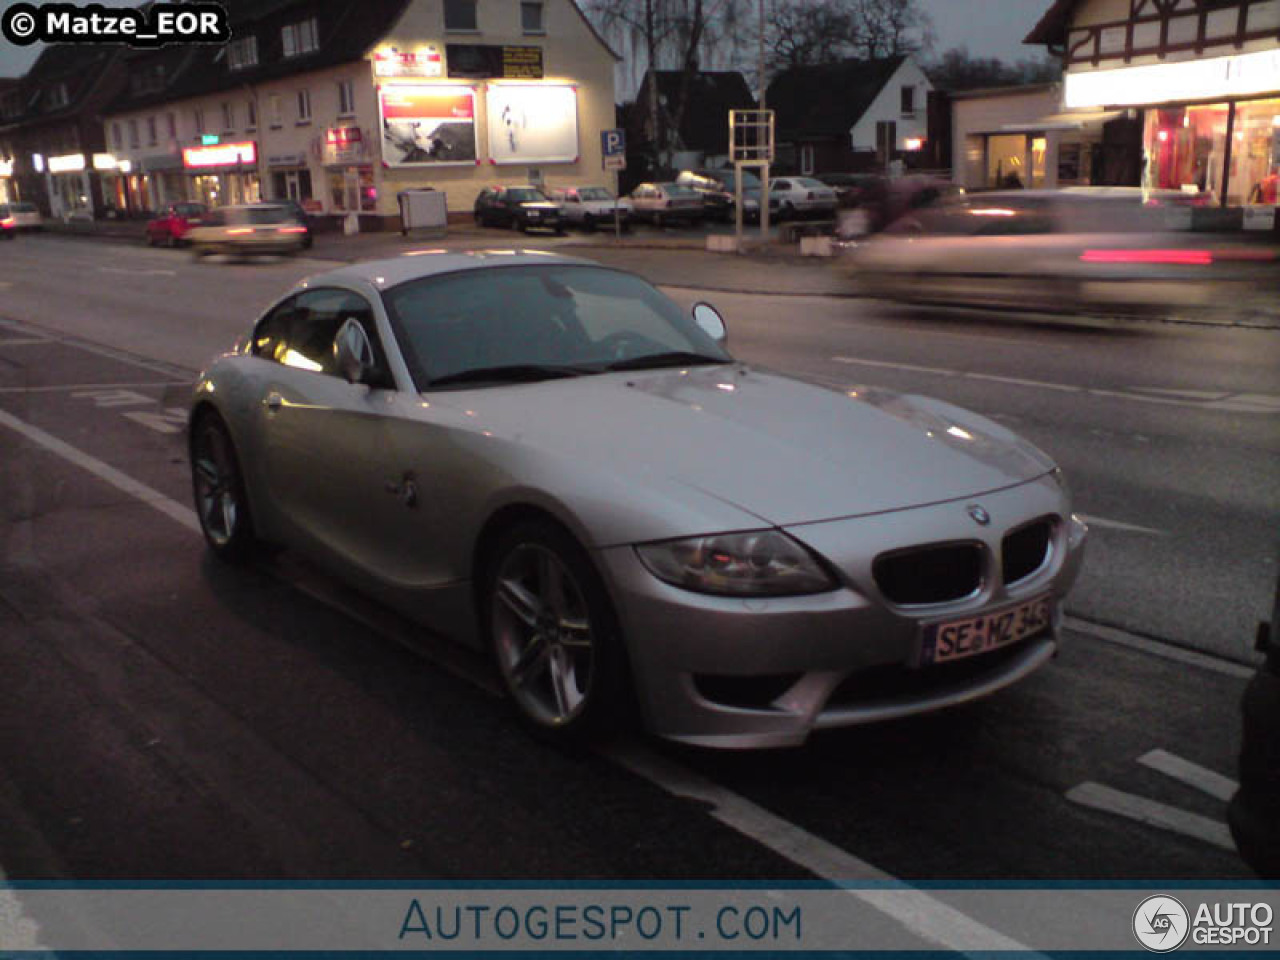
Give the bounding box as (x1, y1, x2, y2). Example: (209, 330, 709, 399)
(1229, 573, 1280, 878)
(474, 185, 564, 234)
(675, 168, 778, 222)
(259, 199, 314, 248)
(146, 202, 208, 247)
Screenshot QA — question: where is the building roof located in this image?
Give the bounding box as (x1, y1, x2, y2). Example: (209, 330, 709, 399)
(0, 43, 123, 132)
(1025, 0, 1078, 47)
(635, 69, 756, 154)
(766, 56, 906, 140)
(103, 0, 412, 116)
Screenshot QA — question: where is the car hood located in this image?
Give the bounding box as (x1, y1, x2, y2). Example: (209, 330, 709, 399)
(428, 365, 1055, 527)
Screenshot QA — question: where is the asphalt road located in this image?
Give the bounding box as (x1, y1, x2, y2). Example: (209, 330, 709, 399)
(0, 234, 1270, 900)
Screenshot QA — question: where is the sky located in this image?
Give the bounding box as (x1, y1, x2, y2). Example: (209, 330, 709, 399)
(0, 0, 1057, 79)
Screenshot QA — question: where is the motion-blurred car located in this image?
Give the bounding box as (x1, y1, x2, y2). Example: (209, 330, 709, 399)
(260, 198, 314, 249)
(628, 182, 704, 228)
(187, 204, 308, 259)
(146, 201, 208, 247)
(675, 168, 778, 223)
(188, 251, 1086, 748)
(817, 172, 880, 205)
(850, 189, 1265, 315)
(548, 186, 632, 230)
(4, 201, 41, 230)
(1229, 573, 1280, 878)
(0, 204, 16, 239)
(769, 177, 838, 219)
(474, 186, 564, 234)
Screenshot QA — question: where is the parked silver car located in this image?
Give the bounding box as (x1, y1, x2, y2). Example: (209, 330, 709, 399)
(189, 252, 1087, 748)
(549, 185, 632, 230)
(769, 177, 838, 219)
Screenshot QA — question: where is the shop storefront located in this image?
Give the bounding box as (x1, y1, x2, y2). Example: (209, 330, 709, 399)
(46, 153, 93, 218)
(266, 152, 314, 206)
(0, 156, 13, 204)
(322, 126, 376, 215)
(182, 141, 260, 208)
(1062, 43, 1280, 218)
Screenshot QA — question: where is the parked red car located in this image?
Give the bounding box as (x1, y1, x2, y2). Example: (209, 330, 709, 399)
(146, 202, 208, 247)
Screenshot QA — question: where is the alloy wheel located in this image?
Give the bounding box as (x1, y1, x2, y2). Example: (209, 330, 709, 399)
(192, 419, 242, 548)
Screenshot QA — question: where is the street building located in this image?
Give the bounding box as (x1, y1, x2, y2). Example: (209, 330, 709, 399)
(98, 0, 619, 229)
(1028, 0, 1280, 221)
(0, 45, 127, 218)
(767, 56, 934, 175)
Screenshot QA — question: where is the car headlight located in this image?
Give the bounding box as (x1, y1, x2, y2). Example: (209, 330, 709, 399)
(635, 530, 836, 597)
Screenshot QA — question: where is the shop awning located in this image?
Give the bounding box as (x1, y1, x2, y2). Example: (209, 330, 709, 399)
(995, 109, 1124, 134)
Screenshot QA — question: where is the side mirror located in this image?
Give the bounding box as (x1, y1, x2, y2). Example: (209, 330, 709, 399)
(333, 318, 375, 385)
(691, 302, 727, 345)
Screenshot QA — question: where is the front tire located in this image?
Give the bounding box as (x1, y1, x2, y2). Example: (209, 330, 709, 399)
(484, 520, 630, 741)
(189, 411, 262, 564)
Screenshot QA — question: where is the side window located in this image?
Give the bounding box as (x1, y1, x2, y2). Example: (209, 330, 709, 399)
(774, 180, 791, 191)
(251, 296, 299, 364)
(289, 288, 383, 376)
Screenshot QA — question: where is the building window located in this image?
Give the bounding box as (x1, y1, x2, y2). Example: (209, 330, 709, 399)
(194, 108, 205, 134)
(521, 1, 544, 32)
(227, 35, 258, 70)
(111, 122, 122, 148)
(166, 112, 176, 138)
(800, 144, 815, 175)
(900, 85, 915, 116)
(269, 94, 282, 128)
(296, 88, 311, 123)
(875, 120, 896, 162)
(128, 119, 139, 148)
(337, 79, 355, 116)
(222, 102, 234, 131)
(146, 116, 157, 145)
(445, 0, 478, 31)
(246, 99, 257, 129)
(282, 17, 319, 58)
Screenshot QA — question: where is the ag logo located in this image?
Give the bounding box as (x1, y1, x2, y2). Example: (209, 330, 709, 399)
(1133, 895, 1190, 952)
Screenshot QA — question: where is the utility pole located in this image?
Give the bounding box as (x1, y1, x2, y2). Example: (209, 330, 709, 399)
(758, 0, 770, 239)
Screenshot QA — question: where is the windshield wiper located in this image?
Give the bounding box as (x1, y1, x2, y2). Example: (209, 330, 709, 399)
(428, 364, 592, 387)
(604, 351, 728, 372)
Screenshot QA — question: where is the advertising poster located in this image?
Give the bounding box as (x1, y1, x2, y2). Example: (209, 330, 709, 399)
(486, 85, 578, 165)
(378, 86, 476, 166)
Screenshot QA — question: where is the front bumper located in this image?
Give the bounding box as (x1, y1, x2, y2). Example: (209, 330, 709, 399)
(598, 476, 1087, 748)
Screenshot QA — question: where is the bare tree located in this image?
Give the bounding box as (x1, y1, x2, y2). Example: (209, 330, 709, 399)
(762, 0, 931, 74)
(925, 46, 1061, 92)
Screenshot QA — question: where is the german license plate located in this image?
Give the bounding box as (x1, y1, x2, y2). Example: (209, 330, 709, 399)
(921, 594, 1053, 665)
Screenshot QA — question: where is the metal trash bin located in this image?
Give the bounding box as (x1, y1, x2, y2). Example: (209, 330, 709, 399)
(398, 188, 448, 235)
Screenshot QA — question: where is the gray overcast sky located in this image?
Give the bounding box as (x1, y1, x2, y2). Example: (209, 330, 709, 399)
(0, 0, 1057, 78)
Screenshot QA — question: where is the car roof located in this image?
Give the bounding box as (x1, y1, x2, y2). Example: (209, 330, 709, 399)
(299, 250, 602, 292)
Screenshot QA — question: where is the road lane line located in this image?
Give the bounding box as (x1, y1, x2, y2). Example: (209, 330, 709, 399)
(0, 338, 51, 347)
(1064, 616, 1258, 678)
(610, 742, 1033, 953)
(0, 409, 199, 535)
(0, 381, 184, 395)
(829, 356, 1280, 414)
(0, 407, 1033, 954)
(1065, 781, 1235, 851)
(1138, 749, 1238, 803)
(1075, 513, 1167, 536)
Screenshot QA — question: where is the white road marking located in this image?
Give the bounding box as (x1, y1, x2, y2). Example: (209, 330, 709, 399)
(0, 338, 50, 347)
(97, 266, 177, 276)
(1138, 749, 1238, 803)
(0, 862, 43, 951)
(0, 409, 200, 534)
(1075, 513, 1167, 536)
(0, 406, 1032, 954)
(1064, 616, 1258, 679)
(830, 356, 1280, 414)
(1065, 781, 1235, 851)
(610, 743, 1032, 953)
(0, 381, 181, 395)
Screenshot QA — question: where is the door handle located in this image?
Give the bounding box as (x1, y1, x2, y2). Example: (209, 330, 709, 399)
(264, 392, 283, 412)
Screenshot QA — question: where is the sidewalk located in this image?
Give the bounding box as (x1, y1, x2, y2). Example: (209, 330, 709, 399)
(38, 217, 1280, 328)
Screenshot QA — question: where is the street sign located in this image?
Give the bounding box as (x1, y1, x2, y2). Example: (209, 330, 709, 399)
(601, 128, 626, 171)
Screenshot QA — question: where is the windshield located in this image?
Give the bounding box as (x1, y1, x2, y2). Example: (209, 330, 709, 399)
(578, 187, 613, 201)
(382, 265, 732, 389)
(507, 188, 548, 203)
(10, 202, 36, 212)
(662, 184, 699, 198)
(174, 203, 206, 217)
(247, 206, 292, 224)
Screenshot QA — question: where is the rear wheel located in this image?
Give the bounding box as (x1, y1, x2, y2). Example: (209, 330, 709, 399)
(189, 411, 262, 563)
(485, 520, 630, 741)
